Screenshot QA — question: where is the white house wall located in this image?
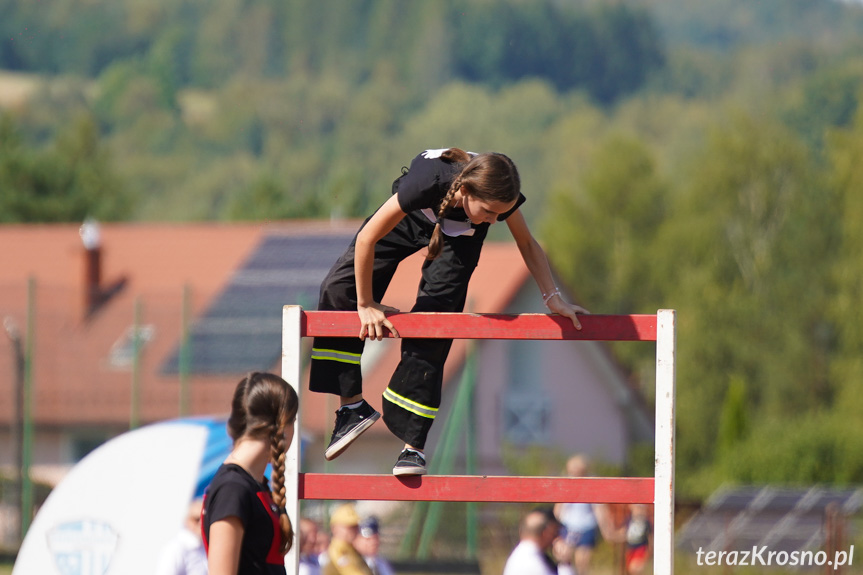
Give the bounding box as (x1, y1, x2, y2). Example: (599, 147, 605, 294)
(469, 283, 651, 475)
(473, 339, 628, 472)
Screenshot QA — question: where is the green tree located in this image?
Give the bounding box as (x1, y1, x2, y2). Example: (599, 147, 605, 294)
(541, 135, 669, 377)
(826, 96, 863, 419)
(654, 113, 837, 492)
(0, 113, 131, 222)
(725, 412, 863, 485)
(542, 135, 668, 314)
(227, 174, 292, 220)
(717, 375, 749, 460)
(147, 25, 193, 110)
(452, 1, 665, 104)
(93, 60, 177, 130)
(785, 63, 863, 151)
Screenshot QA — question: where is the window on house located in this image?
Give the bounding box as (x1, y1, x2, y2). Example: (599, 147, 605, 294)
(69, 434, 108, 462)
(503, 340, 551, 444)
(108, 325, 155, 369)
(502, 392, 551, 445)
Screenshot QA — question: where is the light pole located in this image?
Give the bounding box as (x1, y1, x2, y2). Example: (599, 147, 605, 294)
(4, 316, 25, 545)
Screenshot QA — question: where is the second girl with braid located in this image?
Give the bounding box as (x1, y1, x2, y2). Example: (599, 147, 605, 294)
(203, 372, 298, 575)
(309, 148, 588, 476)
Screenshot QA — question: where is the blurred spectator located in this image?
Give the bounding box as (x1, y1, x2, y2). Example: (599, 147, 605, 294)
(155, 498, 208, 575)
(503, 507, 562, 575)
(354, 516, 396, 575)
(552, 537, 575, 575)
(554, 455, 625, 575)
(624, 504, 652, 575)
(315, 528, 331, 559)
(297, 516, 322, 575)
(321, 504, 373, 575)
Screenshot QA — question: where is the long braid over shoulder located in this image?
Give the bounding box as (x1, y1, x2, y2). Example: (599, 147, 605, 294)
(269, 422, 293, 554)
(227, 372, 299, 555)
(427, 148, 521, 260)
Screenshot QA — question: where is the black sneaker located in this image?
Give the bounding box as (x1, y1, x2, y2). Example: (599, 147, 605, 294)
(324, 400, 380, 461)
(392, 449, 427, 476)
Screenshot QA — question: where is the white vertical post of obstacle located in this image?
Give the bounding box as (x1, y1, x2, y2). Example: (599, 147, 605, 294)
(654, 309, 677, 574)
(282, 305, 303, 574)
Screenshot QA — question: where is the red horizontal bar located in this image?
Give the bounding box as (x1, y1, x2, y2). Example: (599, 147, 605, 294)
(298, 474, 654, 504)
(299, 311, 657, 342)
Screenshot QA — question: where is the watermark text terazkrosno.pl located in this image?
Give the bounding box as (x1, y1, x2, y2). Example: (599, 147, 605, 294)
(696, 546, 854, 570)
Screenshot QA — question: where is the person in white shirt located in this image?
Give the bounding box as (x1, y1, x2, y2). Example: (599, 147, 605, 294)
(155, 499, 208, 575)
(503, 507, 562, 575)
(554, 455, 626, 574)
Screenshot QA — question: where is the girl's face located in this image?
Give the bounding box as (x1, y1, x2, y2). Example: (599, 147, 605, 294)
(460, 187, 518, 225)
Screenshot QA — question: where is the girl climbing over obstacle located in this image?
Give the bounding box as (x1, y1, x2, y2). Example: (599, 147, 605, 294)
(310, 148, 588, 476)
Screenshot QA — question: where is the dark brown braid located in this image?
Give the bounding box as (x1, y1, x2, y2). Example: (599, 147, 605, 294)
(227, 372, 299, 555)
(426, 148, 521, 260)
(269, 422, 293, 554)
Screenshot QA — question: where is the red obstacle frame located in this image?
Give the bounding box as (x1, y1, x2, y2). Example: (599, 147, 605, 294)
(282, 309, 676, 574)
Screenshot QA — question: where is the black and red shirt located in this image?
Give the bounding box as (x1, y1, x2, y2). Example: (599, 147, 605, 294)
(202, 463, 286, 575)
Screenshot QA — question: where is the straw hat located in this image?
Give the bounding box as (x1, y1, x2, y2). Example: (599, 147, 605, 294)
(329, 504, 360, 527)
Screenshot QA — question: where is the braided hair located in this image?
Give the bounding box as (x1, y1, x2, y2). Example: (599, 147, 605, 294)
(426, 148, 521, 260)
(227, 372, 299, 555)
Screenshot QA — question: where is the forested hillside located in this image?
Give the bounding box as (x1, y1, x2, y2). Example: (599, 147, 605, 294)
(2, 0, 863, 497)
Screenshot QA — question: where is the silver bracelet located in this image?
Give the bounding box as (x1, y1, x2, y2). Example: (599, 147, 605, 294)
(542, 288, 561, 306)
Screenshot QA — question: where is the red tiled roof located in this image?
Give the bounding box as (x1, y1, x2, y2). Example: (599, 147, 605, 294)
(0, 222, 530, 434)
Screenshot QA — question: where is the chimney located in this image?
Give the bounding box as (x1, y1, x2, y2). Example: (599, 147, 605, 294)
(79, 218, 102, 319)
(78, 219, 128, 321)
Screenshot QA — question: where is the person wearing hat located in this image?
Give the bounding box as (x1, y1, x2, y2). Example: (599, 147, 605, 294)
(354, 516, 396, 575)
(321, 504, 373, 575)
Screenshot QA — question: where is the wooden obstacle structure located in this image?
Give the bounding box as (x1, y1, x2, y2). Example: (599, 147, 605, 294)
(282, 308, 677, 573)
